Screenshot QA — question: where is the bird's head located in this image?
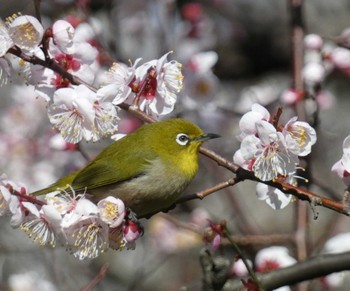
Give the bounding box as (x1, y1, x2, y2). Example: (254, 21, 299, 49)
(145, 119, 219, 174)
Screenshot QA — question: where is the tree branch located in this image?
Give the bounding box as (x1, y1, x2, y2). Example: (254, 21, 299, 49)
(10, 43, 350, 218)
(227, 251, 350, 290)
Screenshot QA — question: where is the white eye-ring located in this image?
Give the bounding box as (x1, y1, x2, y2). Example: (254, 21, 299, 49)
(176, 133, 190, 146)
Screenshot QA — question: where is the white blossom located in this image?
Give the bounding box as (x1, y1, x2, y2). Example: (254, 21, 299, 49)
(98, 196, 125, 228)
(7, 15, 44, 52)
(48, 85, 119, 143)
(282, 116, 317, 156)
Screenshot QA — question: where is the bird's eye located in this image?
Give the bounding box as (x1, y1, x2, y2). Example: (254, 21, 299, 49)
(176, 133, 190, 146)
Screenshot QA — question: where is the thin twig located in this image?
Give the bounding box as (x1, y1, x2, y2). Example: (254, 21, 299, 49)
(176, 177, 238, 203)
(80, 264, 109, 291)
(8, 186, 45, 206)
(33, 0, 42, 23)
(225, 234, 294, 246)
(223, 227, 263, 290)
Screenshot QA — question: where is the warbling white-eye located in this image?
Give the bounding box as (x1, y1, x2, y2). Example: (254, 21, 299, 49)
(33, 118, 219, 217)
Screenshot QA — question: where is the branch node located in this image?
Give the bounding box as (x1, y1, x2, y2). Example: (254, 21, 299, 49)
(342, 190, 350, 214)
(309, 197, 320, 220)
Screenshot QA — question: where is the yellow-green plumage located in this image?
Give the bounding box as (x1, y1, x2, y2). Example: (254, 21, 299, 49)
(33, 119, 218, 217)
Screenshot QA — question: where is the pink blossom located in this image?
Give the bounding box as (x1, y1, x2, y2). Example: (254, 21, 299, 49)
(332, 135, 350, 185)
(30, 32, 98, 101)
(331, 47, 350, 69)
(231, 258, 252, 277)
(304, 34, 323, 50)
(123, 220, 142, 243)
(280, 89, 302, 105)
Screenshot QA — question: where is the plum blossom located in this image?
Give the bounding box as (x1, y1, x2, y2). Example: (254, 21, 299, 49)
(0, 183, 13, 216)
(302, 62, 326, 85)
(234, 104, 317, 182)
(59, 196, 100, 228)
(0, 15, 44, 84)
(238, 103, 270, 141)
(234, 104, 317, 209)
(47, 191, 112, 256)
(0, 21, 14, 57)
(6, 14, 44, 52)
(330, 47, 350, 69)
(21, 202, 61, 247)
(30, 20, 98, 101)
(255, 246, 296, 291)
(0, 175, 29, 227)
(321, 233, 350, 288)
(256, 246, 296, 271)
(99, 59, 140, 105)
(45, 189, 141, 258)
(304, 34, 323, 51)
(282, 116, 317, 156)
(332, 135, 350, 185)
(182, 51, 219, 108)
(64, 215, 109, 260)
(98, 196, 125, 228)
(52, 20, 75, 54)
(280, 89, 303, 105)
(149, 215, 202, 253)
(31, 43, 97, 101)
(0, 174, 13, 216)
(48, 84, 119, 143)
(231, 258, 252, 278)
(0, 57, 11, 86)
(8, 271, 57, 291)
(256, 180, 292, 210)
(130, 51, 184, 116)
(239, 120, 299, 181)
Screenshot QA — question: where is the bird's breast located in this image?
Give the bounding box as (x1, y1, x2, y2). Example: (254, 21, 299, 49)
(90, 157, 196, 217)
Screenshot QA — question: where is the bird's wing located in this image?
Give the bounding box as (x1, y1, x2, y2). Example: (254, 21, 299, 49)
(70, 148, 156, 192)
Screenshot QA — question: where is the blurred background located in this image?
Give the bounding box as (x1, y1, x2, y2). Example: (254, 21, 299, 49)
(1, 0, 350, 290)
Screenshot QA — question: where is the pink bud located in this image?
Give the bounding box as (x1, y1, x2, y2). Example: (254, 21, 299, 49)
(211, 234, 221, 251)
(304, 34, 323, 50)
(124, 221, 142, 242)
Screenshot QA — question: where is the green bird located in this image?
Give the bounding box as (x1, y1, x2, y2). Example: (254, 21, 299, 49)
(33, 118, 219, 217)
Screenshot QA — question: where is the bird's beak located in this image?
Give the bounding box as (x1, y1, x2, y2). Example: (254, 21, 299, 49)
(194, 133, 220, 142)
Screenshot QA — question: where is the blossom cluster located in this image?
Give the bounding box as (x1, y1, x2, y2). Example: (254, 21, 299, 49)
(281, 31, 350, 109)
(0, 175, 142, 260)
(0, 14, 184, 144)
(233, 104, 317, 209)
